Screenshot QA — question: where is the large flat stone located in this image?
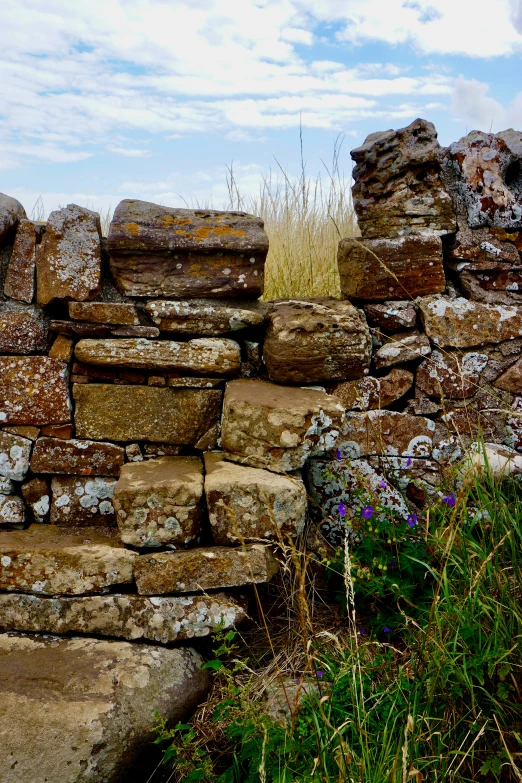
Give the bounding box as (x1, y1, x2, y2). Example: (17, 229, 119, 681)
(339, 410, 435, 459)
(68, 301, 140, 324)
(204, 452, 306, 545)
(0, 431, 32, 482)
(0, 634, 209, 783)
(135, 543, 279, 595)
(0, 357, 70, 425)
(145, 299, 265, 335)
(329, 368, 413, 411)
(73, 384, 222, 444)
(263, 299, 371, 384)
(75, 337, 241, 375)
(0, 302, 49, 354)
(3, 219, 40, 303)
(221, 379, 346, 472)
(108, 201, 268, 298)
(30, 437, 124, 476)
(418, 296, 522, 348)
(0, 592, 246, 643)
(0, 525, 136, 594)
(338, 236, 445, 301)
(0, 192, 26, 249)
(114, 457, 204, 547)
(50, 476, 117, 526)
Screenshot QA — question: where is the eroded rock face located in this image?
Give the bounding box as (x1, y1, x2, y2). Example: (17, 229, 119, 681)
(4, 219, 41, 303)
(68, 301, 140, 325)
(0, 193, 26, 249)
(73, 384, 221, 444)
(36, 204, 102, 306)
(495, 357, 522, 392)
(263, 299, 372, 384)
(204, 452, 306, 545)
(418, 295, 522, 348)
(21, 477, 50, 523)
(114, 457, 204, 548)
(134, 543, 279, 595)
(339, 410, 435, 459)
(0, 525, 136, 594)
(30, 437, 124, 476)
(145, 299, 265, 335)
(0, 592, 246, 643)
(364, 300, 417, 331)
(108, 201, 269, 298)
(329, 368, 413, 411)
(416, 350, 489, 399)
(0, 431, 32, 482)
(0, 496, 24, 525)
(221, 379, 346, 472)
(0, 634, 209, 783)
(0, 303, 49, 354)
(50, 476, 117, 526)
(350, 119, 455, 239)
(374, 330, 431, 369)
(0, 357, 70, 425)
(338, 236, 445, 301)
(75, 337, 241, 375)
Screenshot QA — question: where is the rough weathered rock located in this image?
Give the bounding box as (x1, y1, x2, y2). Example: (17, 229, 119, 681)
(0, 193, 26, 249)
(329, 368, 413, 411)
(338, 236, 445, 301)
(494, 358, 522, 392)
(68, 301, 140, 325)
(73, 384, 221, 444)
(108, 201, 269, 298)
(145, 299, 265, 335)
(0, 634, 209, 783)
(0, 431, 32, 482)
(0, 302, 49, 354)
(21, 477, 50, 522)
(459, 442, 522, 481)
(50, 476, 117, 526)
(434, 387, 511, 457)
(49, 333, 74, 362)
(263, 299, 371, 384)
(114, 457, 204, 548)
(3, 425, 39, 441)
(350, 119, 455, 239)
(0, 592, 247, 643)
(204, 452, 306, 545)
(166, 376, 224, 388)
(374, 330, 431, 369)
(4, 219, 41, 302)
(364, 300, 417, 331)
(339, 410, 435, 459)
(0, 357, 70, 425)
(0, 525, 136, 594)
(0, 496, 24, 525)
(221, 379, 346, 472)
(135, 544, 279, 595)
(416, 350, 489, 399)
(125, 443, 143, 462)
(75, 337, 241, 375)
(50, 319, 159, 338)
(30, 437, 124, 476)
(0, 477, 15, 495)
(418, 295, 522, 348)
(459, 266, 522, 306)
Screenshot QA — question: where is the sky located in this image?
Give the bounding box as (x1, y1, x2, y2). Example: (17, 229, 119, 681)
(1, 0, 522, 218)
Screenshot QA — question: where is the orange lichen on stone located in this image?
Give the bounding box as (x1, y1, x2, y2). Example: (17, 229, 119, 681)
(193, 226, 245, 240)
(161, 216, 191, 228)
(123, 222, 140, 236)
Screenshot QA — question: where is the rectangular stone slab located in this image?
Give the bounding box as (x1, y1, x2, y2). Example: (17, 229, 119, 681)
(144, 299, 265, 335)
(0, 303, 49, 354)
(134, 544, 279, 594)
(30, 437, 124, 476)
(418, 295, 522, 348)
(3, 219, 38, 303)
(50, 476, 117, 526)
(108, 200, 268, 298)
(0, 357, 70, 425)
(73, 383, 222, 444)
(0, 592, 247, 643)
(0, 525, 136, 594)
(50, 320, 159, 338)
(68, 301, 140, 325)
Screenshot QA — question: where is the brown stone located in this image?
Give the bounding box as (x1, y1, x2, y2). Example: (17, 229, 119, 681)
(495, 358, 522, 392)
(148, 375, 167, 386)
(41, 423, 74, 439)
(48, 334, 74, 361)
(21, 477, 50, 522)
(4, 219, 38, 302)
(50, 476, 117, 526)
(0, 357, 70, 425)
(263, 299, 371, 384)
(134, 544, 279, 595)
(2, 425, 39, 441)
(418, 295, 522, 348)
(374, 330, 431, 369)
(459, 268, 522, 306)
(339, 410, 435, 459)
(330, 368, 413, 410)
(0, 525, 136, 594)
(50, 319, 159, 338)
(338, 236, 445, 301)
(143, 443, 182, 457)
(68, 301, 140, 325)
(30, 437, 124, 476)
(145, 299, 265, 334)
(416, 350, 489, 399)
(0, 431, 32, 481)
(350, 119, 455, 239)
(75, 337, 241, 375)
(204, 452, 306, 545)
(167, 376, 224, 388)
(0, 496, 24, 525)
(71, 361, 118, 380)
(363, 300, 417, 331)
(125, 443, 143, 462)
(221, 379, 345, 472)
(0, 193, 26, 249)
(73, 383, 222, 444)
(116, 369, 146, 384)
(114, 457, 204, 548)
(108, 201, 269, 298)
(0, 302, 49, 353)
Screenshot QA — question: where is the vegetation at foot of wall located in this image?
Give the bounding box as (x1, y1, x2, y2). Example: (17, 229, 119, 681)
(149, 455, 522, 783)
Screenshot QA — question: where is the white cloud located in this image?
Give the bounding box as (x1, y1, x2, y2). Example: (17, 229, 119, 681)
(106, 146, 152, 157)
(451, 76, 522, 133)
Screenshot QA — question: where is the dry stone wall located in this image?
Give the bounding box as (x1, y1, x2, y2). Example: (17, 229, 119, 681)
(0, 116, 522, 781)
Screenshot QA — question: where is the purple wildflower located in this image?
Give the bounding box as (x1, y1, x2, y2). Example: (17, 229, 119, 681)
(383, 627, 391, 634)
(442, 493, 456, 507)
(335, 448, 342, 461)
(379, 479, 386, 489)
(362, 505, 374, 519)
(407, 514, 418, 527)
(405, 457, 412, 468)
(316, 670, 324, 678)
(359, 629, 366, 634)
(338, 502, 347, 517)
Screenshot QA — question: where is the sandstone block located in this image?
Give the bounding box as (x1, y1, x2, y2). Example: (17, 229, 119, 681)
(68, 301, 140, 325)
(263, 299, 371, 384)
(3, 219, 39, 302)
(145, 299, 265, 334)
(221, 379, 346, 472)
(0, 525, 136, 594)
(364, 300, 417, 331)
(418, 295, 522, 348)
(75, 337, 241, 375)
(108, 201, 269, 298)
(3, 425, 39, 441)
(0, 193, 26, 248)
(350, 119, 455, 239)
(135, 544, 279, 595)
(204, 452, 306, 545)
(0, 357, 70, 425)
(0, 634, 209, 783)
(330, 368, 413, 411)
(0, 496, 24, 525)
(41, 423, 74, 439)
(0, 592, 246, 644)
(50, 476, 117, 526)
(49, 334, 74, 361)
(36, 204, 102, 305)
(339, 410, 435, 459)
(495, 358, 522, 392)
(374, 330, 431, 369)
(50, 319, 159, 338)
(0, 431, 32, 481)
(21, 477, 50, 522)
(167, 376, 224, 388)
(0, 302, 49, 354)
(30, 437, 124, 476)
(114, 457, 204, 548)
(416, 350, 489, 399)
(73, 384, 221, 444)
(338, 236, 445, 301)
